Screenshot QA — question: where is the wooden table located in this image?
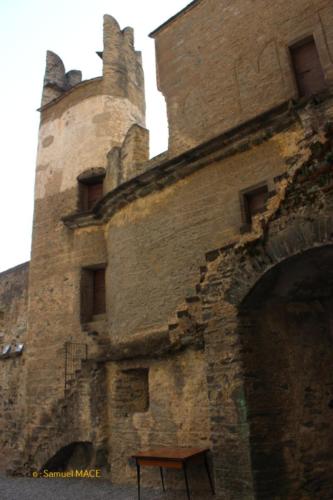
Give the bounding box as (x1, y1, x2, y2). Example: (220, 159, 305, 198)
(132, 447, 215, 500)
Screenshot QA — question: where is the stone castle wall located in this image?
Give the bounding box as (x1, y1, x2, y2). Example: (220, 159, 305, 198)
(107, 349, 211, 489)
(106, 134, 288, 338)
(1, 2, 333, 499)
(152, 0, 333, 155)
(0, 263, 29, 469)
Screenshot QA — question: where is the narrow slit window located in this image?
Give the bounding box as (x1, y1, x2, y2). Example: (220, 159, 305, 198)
(290, 37, 326, 98)
(80, 266, 106, 323)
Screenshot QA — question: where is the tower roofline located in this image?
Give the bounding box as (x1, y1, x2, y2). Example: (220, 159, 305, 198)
(149, 0, 201, 38)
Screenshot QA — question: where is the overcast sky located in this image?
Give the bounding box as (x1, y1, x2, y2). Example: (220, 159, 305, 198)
(0, 0, 190, 272)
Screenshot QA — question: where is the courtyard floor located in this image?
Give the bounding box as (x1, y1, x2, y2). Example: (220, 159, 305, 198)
(0, 474, 211, 500)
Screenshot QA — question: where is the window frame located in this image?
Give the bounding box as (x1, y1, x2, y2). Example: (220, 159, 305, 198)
(80, 264, 107, 324)
(77, 168, 106, 212)
(289, 35, 326, 99)
(239, 182, 269, 231)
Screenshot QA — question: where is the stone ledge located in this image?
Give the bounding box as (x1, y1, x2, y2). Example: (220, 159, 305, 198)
(89, 317, 206, 362)
(63, 99, 301, 229)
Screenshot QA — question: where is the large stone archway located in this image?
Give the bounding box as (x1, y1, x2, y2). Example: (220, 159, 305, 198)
(239, 245, 333, 498)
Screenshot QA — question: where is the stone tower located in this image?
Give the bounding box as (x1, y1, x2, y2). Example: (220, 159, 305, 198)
(23, 14, 146, 469)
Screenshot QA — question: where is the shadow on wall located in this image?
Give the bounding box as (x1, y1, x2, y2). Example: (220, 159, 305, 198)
(41, 442, 93, 472)
(240, 245, 333, 498)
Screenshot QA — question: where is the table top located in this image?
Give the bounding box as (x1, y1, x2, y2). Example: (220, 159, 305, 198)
(132, 447, 209, 461)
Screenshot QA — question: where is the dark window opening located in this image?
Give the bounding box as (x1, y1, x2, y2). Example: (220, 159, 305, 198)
(80, 266, 106, 323)
(241, 184, 269, 227)
(79, 177, 104, 211)
(290, 37, 326, 98)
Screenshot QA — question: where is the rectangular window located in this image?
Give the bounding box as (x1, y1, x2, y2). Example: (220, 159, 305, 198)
(87, 182, 103, 210)
(80, 266, 106, 323)
(79, 179, 104, 211)
(240, 183, 268, 229)
(290, 37, 326, 98)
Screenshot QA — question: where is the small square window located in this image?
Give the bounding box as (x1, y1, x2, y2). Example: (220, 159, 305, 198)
(240, 184, 268, 229)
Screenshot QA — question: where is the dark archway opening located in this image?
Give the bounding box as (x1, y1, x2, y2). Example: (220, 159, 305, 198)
(41, 441, 93, 472)
(240, 246, 333, 499)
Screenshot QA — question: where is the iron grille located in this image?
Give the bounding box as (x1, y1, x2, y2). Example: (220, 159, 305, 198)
(64, 342, 88, 394)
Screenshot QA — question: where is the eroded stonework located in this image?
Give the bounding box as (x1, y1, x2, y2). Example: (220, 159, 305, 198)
(1, 2, 333, 499)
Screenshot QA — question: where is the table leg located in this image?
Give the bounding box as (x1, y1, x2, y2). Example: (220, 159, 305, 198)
(183, 462, 191, 500)
(136, 460, 141, 500)
(160, 467, 166, 492)
(204, 453, 215, 495)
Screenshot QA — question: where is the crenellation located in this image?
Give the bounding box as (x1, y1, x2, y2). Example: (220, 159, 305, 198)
(120, 124, 150, 183)
(65, 69, 82, 88)
(42, 51, 83, 107)
(123, 27, 134, 48)
(105, 146, 121, 193)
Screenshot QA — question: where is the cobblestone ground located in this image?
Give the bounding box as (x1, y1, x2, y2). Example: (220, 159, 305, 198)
(0, 474, 212, 500)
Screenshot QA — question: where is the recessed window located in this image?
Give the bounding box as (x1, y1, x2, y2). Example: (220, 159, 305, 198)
(114, 368, 149, 416)
(240, 184, 268, 227)
(79, 179, 104, 211)
(80, 266, 106, 323)
(77, 168, 105, 212)
(290, 37, 326, 98)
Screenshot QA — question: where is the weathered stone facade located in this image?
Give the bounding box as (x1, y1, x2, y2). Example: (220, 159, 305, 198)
(1, 1, 333, 499)
(0, 263, 28, 471)
(152, 0, 333, 156)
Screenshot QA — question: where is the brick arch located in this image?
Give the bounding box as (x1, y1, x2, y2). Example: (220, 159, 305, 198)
(232, 245, 333, 498)
(29, 424, 92, 473)
(220, 214, 333, 308)
(38, 437, 82, 469)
